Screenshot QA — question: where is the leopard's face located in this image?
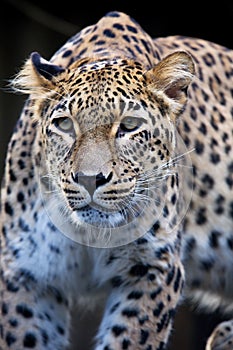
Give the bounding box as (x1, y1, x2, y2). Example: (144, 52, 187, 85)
(38, 60, 178, 231)
(13, 50, 193, 244)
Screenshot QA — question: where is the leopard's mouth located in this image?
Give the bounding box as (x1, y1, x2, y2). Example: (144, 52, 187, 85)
(78, 202, 120, 213)
(41, 182, 156, 247)
(71, 199, 142, 228)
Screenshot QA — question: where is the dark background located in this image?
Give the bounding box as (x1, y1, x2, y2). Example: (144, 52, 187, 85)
(1, 1, 233, 349)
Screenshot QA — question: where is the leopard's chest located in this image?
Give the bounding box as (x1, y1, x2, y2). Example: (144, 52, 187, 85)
(6, 205, 112, 299)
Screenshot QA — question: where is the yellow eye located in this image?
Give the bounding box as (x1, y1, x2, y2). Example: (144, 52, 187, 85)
(53, 117, 74, 133)
(120, 117, 143, 132)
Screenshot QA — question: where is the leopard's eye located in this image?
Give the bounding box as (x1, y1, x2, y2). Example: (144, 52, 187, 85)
(53, 117, 74, 133)
(119, 117, 143, 132)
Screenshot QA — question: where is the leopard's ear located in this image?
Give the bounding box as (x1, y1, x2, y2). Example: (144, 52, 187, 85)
(144, 51, 195, 121)
(10, 52, 65, 95)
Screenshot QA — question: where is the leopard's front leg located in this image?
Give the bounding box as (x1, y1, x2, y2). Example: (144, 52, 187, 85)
(94, 243, 184, 350)
(0, 273, 71, 350)
(0, 280, 69, 350)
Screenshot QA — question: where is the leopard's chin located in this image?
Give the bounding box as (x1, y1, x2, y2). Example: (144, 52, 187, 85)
(70, 204, 134, 228)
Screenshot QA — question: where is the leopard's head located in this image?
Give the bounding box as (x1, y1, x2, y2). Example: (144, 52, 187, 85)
(12, 51, 194, 246)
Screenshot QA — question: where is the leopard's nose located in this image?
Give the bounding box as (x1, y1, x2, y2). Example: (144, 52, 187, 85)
(71, 171, 113, 196)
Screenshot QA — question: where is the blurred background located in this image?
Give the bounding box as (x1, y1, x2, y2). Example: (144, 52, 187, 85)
(1, 1, 233, 349)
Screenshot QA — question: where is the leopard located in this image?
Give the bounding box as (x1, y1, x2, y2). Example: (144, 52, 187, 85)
(0, 10, 233, 350)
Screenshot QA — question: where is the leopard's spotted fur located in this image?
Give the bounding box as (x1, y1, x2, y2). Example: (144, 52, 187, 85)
(0, 11, 233, 350)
